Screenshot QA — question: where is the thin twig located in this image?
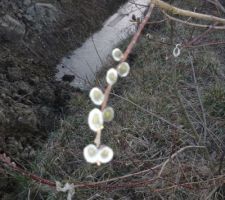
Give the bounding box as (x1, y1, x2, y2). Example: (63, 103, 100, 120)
(163, 11, 225, 29)
(176, 91, 200, 141)
(91, 36, 104, 66)
(185, 40, 225, 48)
(189, 54, 207, 143)
(0, 153, 56, 187)
(185, 24, 216, 47)
(158, 145, 206, 177)
(205, 0, 225, 13)
(112, 92, 193, 138)
(152, 0, 225, 24)
(94, 3, 156, 146)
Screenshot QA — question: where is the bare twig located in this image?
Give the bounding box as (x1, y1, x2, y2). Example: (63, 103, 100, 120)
(101, 3, 155, 110)
(0, 153, 56, 187)
(158, 145, 206, 177)
(216, 0, 225, 13)
(112, 92, 193, 138)
(91, 36, 104, 66)
(163, 11, 225, 29)
(206, 0, 225, 13)
(176, 91, 199, 141)
(184, 24, 216, 47)
(94, 3, 156, 146)
(152, 0, 225, 24)
(189, 54, 207, 143)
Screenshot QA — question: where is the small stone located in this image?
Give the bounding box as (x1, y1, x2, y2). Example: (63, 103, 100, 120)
(29, 76, 39, 85)
(62, 74, 75, 82)
(26, 3, 59, 30)
(16, 106, 38, 130)
(16, 81, 31, 95)
(0, 15, 25, 42)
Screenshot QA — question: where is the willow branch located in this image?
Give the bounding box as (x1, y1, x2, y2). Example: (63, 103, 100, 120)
(216, 0, 225, 13)
(152, 0, 225, 24)
(93, 3, 155, 147)
(163, 11, 225, 29)
(101, 3, 155, 111)
(0, 153, 56, 187)
(207, 0, 225, 13)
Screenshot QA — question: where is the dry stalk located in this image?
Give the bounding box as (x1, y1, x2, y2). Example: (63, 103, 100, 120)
(152, 0, 225, 24)
(158, 145, 206, 177)
(94, 2, 155, 146)
(189, 54, 208, 143)
(163, 11, 225, 29)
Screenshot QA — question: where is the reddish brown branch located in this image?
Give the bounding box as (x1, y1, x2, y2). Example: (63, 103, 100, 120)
(101, 3, 155, 111)
(1, 152, 225, 192)
(0, 153, 56, 187)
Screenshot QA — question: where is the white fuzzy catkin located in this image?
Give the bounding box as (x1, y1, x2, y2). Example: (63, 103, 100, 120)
(83, 144, 98, 163)
(112, 48, 123, 62)
(83, 144, 114, 164)
(88, 108, 104, 132)
(103, 107, 114, 122)
(97, 146, 114, 164)
(89, 87, 105, 105)
(117, 62, 130, 77)
(106, 68, 118, 85)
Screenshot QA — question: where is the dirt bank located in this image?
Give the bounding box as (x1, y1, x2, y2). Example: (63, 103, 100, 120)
(29, 1, 225, 199)
(0, 0, 125, 196)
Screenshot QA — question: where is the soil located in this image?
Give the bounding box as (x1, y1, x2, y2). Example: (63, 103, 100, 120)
(0, 0, 126, 147)
(0, 0, 125, 195)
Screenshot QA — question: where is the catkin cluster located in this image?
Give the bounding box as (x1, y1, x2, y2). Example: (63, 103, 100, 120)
(83, 48, 130, 165)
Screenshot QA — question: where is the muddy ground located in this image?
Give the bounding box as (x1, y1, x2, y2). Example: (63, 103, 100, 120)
(0, 0, 125, 197)
(0, 0, 132, 199)
(0, 0, 125, 153)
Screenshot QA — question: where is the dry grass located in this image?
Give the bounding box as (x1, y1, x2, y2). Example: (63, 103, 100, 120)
(3, 1, 225, 199)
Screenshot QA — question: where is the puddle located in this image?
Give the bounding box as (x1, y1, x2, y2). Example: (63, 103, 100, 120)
(56, 0, 149, 90)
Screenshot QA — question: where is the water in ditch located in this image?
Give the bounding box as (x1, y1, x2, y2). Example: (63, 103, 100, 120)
(56, 0, 149, 90)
